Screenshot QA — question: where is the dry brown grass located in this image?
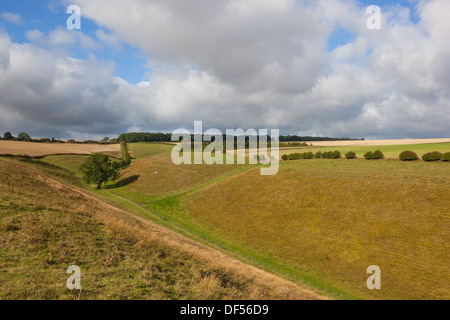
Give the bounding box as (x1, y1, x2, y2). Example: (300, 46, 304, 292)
(0, 157, 325, 300)
(186, 160, 450, 300)
(0, 141, 120, 157)
(119, 153, 251, 195)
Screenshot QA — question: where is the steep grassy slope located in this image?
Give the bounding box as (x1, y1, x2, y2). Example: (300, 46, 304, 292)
(18, 142, 449, 300)
(0, 156, 324, 300)
(187, 160, 450, 299)
(103, 146, 449, 300)
(118, 151, 254, 196)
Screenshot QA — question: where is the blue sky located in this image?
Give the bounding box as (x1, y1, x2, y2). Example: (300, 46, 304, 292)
(0, 0, 147, 84)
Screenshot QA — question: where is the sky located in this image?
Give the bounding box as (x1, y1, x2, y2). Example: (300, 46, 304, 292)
(0, 0, 449, 140)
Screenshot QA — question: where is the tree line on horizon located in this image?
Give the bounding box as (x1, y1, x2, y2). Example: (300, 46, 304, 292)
(118, 132, 364, 143)
(1, 132, 117, 144)
(1, 131, 364, 144)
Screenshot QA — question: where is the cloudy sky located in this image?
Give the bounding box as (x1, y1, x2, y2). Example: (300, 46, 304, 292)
(0, 0, 449, 140)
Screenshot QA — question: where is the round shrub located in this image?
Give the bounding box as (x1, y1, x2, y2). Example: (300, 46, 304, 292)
(422, 151, 442, 162)
(372, 150, 385, 160)
(442, 152, 450, 162)
(321, 151, 332, 159)
(303, 152, 314, 159)
(315, 151, 322, 158)
(281, 154, 288, 161)
(399, 150, 419, 161)
(331, 151, 341, 159)
(364, 152, 373, 160)
(345, 151, 356, 159)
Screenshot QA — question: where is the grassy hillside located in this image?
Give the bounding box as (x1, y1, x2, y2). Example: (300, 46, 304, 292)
(187, 160, 450, 299)
(128, 143, 175, 161)
(6, 142, 448, 300)
(0, 156, 323, 300)
(80, 143, 449, 300)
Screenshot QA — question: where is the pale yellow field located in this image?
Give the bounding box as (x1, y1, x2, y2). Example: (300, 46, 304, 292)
(301, 138, 450, 147)
(0, 141, 121, 157)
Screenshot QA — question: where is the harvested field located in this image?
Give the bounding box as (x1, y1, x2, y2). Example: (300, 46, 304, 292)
(0, 141, 121, 157)
(297, 138, 450, 147)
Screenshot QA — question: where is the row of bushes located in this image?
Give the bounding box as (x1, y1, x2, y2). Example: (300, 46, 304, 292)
(400, 151, 450, 162)
(282, 151, 344, 161)
(282, 149, 450, 162)
(363, 150, 385, 160)
(282, 152, 315, 161)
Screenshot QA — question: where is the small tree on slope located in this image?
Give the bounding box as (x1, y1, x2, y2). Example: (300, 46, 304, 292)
(79, 153, 119, 189)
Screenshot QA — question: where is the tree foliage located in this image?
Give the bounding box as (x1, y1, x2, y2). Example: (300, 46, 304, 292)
(345, 151, 357, 159)
(79, 154, 119, 189)
(442, 152, 450, 162)
(422, 151, 443, 162)
(3, 132, 13, 140)
(18, 132, 32, 141)
(399, 151, 419, 161)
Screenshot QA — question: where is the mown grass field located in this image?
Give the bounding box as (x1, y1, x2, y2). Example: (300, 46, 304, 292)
(3, 142, 449, 300)
(280, 142, 450, 159)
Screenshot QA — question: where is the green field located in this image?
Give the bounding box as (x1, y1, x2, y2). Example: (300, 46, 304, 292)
(25, 142, 450, 299)
(280, 143, 450, 159)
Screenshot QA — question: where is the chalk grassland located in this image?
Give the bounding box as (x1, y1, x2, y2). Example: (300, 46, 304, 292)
(113, 143, 449, 299)
(128, 143, 177, 161)
(280, 142, 450, 159)
(36, 142, 450, 299)
(0, 141, 121, 157)
(186, 160, 450, 300)
(118, 153, 252, 196)
(4, 141, 449, 299)
(0, 157, 323, 300)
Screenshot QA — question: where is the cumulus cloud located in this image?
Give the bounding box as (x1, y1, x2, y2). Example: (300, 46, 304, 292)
(0, 0, 449, 139)
(0, 12, 22, 24)
(0, 32, 137, 138)
(0, 31, 11, 72)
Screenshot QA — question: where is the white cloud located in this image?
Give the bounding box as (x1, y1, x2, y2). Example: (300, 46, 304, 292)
(95, 29, 123, 51)
(0, 12, 22, 24)
(0, 31, 11, 72)
(0, 0, 449, 139)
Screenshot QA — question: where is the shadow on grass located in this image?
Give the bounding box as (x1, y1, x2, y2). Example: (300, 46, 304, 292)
(106, 175, 139, 189)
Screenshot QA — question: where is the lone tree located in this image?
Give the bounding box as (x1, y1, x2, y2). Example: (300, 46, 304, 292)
(3, 132, 13, 140)
(18, 132, 32, 141)
(79, 153, 119, 189)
